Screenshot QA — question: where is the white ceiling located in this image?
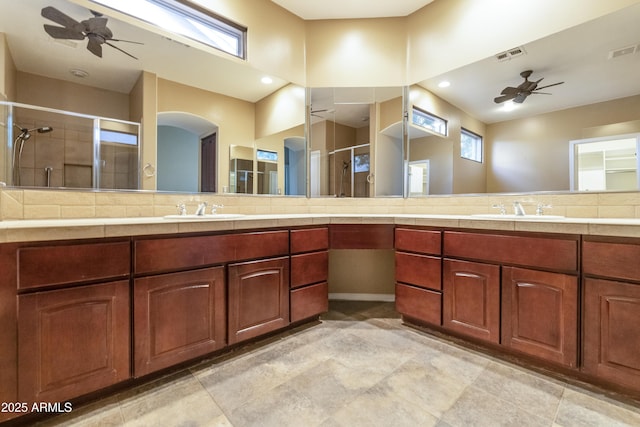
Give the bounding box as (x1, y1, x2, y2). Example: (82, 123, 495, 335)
(418, 2, 640, 124)
(271, 0, 434, 20)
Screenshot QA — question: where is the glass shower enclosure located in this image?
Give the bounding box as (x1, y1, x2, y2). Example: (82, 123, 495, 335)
(1, 101, 140, 189)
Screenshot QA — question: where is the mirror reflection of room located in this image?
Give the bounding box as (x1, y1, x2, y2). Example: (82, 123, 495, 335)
(309, 87, 403, 198)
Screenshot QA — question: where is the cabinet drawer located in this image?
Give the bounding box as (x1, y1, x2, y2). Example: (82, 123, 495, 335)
(134, 230, 289, 274)
(330, 224, 394, 249)
(395, 228, 441, 255)
(395, 252, 441, 291)
(583, 240, 640, 282)
(291, 282, 329, 322)
(444, 231, 578, 272)
(133, 267, 226, 377)
(291, 227, 329, 254)
(17, 241, 130, 290)
(291, 251, 328, 289)
(395, 283, 441, 326)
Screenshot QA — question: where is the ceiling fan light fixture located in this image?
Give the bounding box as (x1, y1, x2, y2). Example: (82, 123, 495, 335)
(69, 68, 89, 78)
(502, 101, 516, 111)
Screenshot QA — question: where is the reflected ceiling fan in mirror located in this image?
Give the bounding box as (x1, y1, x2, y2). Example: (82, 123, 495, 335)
(493, 70, 564, 104)
(41, 6, 142, 59)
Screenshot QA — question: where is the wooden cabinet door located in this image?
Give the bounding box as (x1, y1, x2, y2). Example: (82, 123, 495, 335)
(583, 278, 640, 392)
(443, 259, 500, 343)
(502, 267, 578, 367)
(228, 257, 290, 344)
(18, 281, 130, 403)
(133, 267, 226, 377)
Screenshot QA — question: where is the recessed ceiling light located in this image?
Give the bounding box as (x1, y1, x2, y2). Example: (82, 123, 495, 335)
(438, 80, 451, 88)
(261, 76, 273, 84)
(69, 68, 89, 78)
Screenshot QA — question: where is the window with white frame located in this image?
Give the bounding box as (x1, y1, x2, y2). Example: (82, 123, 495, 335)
(90, 0, 247, 59)
(412, 107, 447, 136)
(461, 128, 483, 162)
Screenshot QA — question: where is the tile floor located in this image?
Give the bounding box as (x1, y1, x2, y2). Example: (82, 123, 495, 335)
(36, 301, 640, 427)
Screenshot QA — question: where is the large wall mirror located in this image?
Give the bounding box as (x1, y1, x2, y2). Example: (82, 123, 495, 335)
(308, 87, 404, 198)
(0, 0, 305, 195)
(412, 2, 640, 196)
(3, 1, 639, 198)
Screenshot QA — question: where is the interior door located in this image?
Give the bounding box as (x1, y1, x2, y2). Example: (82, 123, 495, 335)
(201, 132, 217, 192)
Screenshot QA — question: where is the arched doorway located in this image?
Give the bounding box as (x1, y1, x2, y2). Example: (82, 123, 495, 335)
(157, 112, 218, 192)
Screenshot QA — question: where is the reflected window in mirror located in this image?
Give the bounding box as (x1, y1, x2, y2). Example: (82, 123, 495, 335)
(257, 149, 279, 195)
(461, 128, 483, 163)
(412, 107, 447, 136)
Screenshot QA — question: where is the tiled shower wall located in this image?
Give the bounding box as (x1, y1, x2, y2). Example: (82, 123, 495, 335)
(13, 110, 137, 189)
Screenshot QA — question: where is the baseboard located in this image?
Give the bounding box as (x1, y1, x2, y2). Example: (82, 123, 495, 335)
(328, 293, 395, 302)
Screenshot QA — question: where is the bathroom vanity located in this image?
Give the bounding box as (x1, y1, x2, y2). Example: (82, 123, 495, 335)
(1, 214, 640, 423)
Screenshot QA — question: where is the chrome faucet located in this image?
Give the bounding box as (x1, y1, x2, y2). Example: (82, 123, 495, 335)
(176, 203, 187, 216)
(513, 201, 526, 216)
(195, 202, 208, 216)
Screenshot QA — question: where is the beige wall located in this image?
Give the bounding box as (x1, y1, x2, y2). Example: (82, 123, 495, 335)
(486, 94, 640, 193)
(409, 85, 487, 194)
(255, 84, 305, 139)
(16, 72, 130, 121)
(130, 72, 158, 191)
(0, 33, 16, 101)
(407, 0, 640, 82)
(305, 18, 407, 87)
(157, 78, 255, 192)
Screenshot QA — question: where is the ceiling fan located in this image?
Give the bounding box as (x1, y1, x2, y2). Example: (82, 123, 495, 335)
(41, 6, 142, 59)
(493, 70, 564, 104)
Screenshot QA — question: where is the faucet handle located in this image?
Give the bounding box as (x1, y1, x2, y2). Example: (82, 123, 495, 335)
(211, 204, 224, 214)
(491, 203, 506, 215)
(536, 203, 552, 216)
(176, 203, 187, 216)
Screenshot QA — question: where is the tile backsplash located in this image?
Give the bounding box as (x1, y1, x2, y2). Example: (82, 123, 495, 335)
(1, 188, 640, 221)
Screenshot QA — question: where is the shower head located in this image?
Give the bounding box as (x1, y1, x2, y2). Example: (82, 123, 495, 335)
(14, 123, 54, 140)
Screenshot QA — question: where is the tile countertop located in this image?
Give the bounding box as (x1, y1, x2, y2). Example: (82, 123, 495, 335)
(1, 214, 640, 243)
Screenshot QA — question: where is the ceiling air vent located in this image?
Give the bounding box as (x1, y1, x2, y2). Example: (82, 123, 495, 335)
(495, 46, 526, 62)
(608, 44, 638, 59)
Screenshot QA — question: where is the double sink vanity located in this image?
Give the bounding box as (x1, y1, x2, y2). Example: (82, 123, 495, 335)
(1, 212, 640, 423)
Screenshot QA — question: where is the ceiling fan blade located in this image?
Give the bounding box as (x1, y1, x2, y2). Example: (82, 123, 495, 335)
(513, 93, 529, 103)
(41, 6, 81, 29)
(86, 36, 103, 57)
(500, 86, 519, 95)
(535, 81, 564, 91)
(43, 24, 85, 40)
(105, 41, 139, 59)
(494, 94, 517, 103)
(85, 17, 109, 33)
(110, 38, 145, 45)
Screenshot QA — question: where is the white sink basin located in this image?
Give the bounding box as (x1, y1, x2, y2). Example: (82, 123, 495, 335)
(471, 214, 565, 220)
(164, 214, 245, 220)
